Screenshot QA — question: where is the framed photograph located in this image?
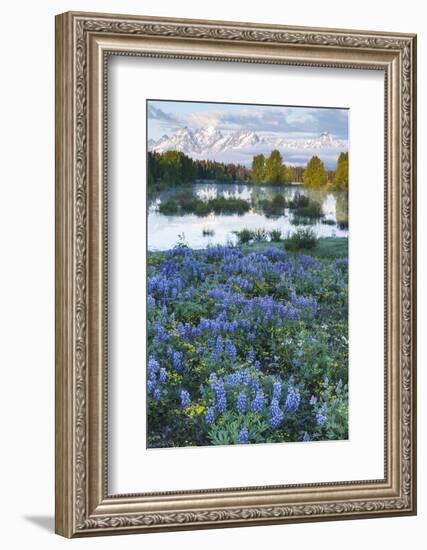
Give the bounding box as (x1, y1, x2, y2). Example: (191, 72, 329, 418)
(55, 11, 417, 537)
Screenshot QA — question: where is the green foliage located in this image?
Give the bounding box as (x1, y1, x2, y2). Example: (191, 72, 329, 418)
(269, 229, 282, 242)
(159, 193, 251, 217)
(159, 150, 195, 185)
(251, 150, 289, 185)
(208, 412, 270, 445)
(333, 152, 349, 191)
(158, 198, 179, 215)
(285, 228, 318, 251)
(148, 151, 250, 189)
(235, 229, 253, 245)
(259, 193, 287, 217)
(209, 197, 251, 215)
(287, 191, 309, 209)
(303, 155, 328, 188)
(252, 228, 269, 241)
(265, 150, 287, 185)
(234, 228, 282, 245)
(293, 200, 323, 219)
(251, 154, 266, 184)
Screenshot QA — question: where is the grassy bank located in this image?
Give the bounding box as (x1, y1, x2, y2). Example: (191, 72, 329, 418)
(149, 237, 348, 262)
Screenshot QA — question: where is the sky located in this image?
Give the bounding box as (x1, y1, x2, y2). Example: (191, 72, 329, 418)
(147, 100, 348, 142)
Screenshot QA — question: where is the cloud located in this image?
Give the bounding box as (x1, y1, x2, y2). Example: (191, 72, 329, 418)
(148, 102, 348, 140)
(147, 104, 183, 130)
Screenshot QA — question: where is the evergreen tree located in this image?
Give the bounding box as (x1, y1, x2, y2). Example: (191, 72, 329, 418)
(265, 150, 286, 185)
(303, 155, 327, 188)
(334, 152, 349, 191)
(251, 154, 266, 184)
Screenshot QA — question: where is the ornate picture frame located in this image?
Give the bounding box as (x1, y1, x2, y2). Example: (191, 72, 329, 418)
(55, 11, 417, 537)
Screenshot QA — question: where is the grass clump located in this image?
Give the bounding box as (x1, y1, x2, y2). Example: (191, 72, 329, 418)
(209, 197, 250, 215)
(234, 229, 253, 244)
(293, 200, 323, 219)
(287, 192, 309, 209)
(259, 194, 287, 217)
(269, 229, 282, 242)
(158, 199, 179, 215)
(284, 228, 318, 251)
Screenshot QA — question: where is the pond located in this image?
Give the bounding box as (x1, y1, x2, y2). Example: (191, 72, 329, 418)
(148, 182, 348, 251)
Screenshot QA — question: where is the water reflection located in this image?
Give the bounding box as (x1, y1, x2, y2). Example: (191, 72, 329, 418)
(148, 183, 348, 251)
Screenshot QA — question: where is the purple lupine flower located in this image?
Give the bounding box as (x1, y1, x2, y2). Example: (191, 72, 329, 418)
(316, 403, 327, 426)
(251, 389, 265, 413)
(173, 351, 183, 372)
(272, 380, 282, 401)
(284, 387, 300, 412)
(269, 397, 284, 428)
(247, 348, 255, 363)
(180, 389, 191, 408)
(213, 379, 227, 413)
(225, 339, 237, 361)
(159, 367, 167, 384)
(148, 356, 159, 379)
(237, 392, 247, 415)
(205, 406, 215, 425)
(238, 427, 249, 443)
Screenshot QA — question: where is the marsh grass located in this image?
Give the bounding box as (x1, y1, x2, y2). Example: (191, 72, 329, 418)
(284, 228, 318, 251)
(158, 198, 179, 215)
(269, 229, 282, 242)
(160, 192, 251, 217)
(293, 200, 323, 219)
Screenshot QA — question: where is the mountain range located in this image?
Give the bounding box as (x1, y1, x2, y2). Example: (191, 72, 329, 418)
(148, 126, 348, 167)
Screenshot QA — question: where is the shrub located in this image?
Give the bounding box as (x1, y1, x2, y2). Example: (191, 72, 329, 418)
(293, 200, 323, 219)
(210, 197, 250, 215)
(235, 228, 253, 245)
(193, 201, 212, 216)
(271, 194, 287, 208)
(288, 191, 309, 209)
(285, 228, 318, 251)
(269, 229, 282, 242)
(252, 228, 269, 242)
(259, 194, 287, 217)
(159, 199, 179, 215)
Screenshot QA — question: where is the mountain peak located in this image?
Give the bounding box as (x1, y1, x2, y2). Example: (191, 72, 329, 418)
(148, 127, 347, 161)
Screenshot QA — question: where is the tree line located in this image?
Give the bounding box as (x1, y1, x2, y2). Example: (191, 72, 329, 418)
(302, 152, 348, 191)
(148, 149, 348, 191)
(252, 149, 348, 190)
(148, 150, 250, 187)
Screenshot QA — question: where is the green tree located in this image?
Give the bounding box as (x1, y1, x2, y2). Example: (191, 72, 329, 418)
(251, 154, 266, 184)
(334, 152, 349, 191)
(303, 155, 327, 188)
(159, 150, 195, 185)
(265, 150, 286, 185)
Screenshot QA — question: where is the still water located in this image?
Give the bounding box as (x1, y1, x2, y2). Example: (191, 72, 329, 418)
(148, 183, 348, 251)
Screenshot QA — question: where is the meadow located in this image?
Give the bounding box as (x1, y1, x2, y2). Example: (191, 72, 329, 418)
(147, 238, 348, 447)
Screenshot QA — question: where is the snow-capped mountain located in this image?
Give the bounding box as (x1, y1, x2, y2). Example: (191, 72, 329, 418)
(148, 126, 347, 166)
